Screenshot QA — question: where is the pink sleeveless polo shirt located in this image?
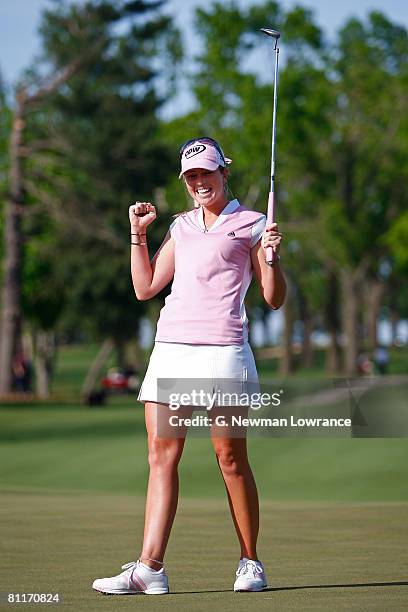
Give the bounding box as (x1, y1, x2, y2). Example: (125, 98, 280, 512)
(155, 199, 265, 345)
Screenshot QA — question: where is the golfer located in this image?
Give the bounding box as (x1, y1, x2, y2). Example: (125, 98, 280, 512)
(92, 137, 286, 595)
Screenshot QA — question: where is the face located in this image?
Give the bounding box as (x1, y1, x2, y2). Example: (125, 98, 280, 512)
(183, 167, 228, 208)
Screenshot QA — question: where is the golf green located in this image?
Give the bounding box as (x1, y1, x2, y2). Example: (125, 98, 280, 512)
(1, 403, 407, 610)
(1, 491, 407, 611)
(1, 405, 408, 501)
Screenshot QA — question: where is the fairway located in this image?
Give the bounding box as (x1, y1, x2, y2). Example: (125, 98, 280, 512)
(1, 403, 408, 610)
(1, 404, 408, 501)
(1, 491, 407, 611)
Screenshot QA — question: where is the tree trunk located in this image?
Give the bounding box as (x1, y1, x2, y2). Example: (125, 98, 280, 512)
(341, 271, 360, 376)
(302, 314, 314, 368)
(80, 338, 114, 403)
(325, 271, 341, 374)
(116, 340, 126, 371)
(0, 62, 83, 396)
(124, 339, 143, 372)
(34, 330, 56, 399)
(279, 279, 295, 375)
(327, 329, 341, 374)
(0, 100, 25, 394)
(298, 290, 314, 368)
(365, 278, 385, 351)
(389, 307, 399, 345)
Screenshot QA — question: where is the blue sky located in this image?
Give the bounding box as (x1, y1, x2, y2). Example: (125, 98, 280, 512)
(1, 0, 407, 116)
(1, 0, 407, 83)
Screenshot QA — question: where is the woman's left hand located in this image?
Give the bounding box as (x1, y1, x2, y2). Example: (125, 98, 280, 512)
(261, 222, 282, 254)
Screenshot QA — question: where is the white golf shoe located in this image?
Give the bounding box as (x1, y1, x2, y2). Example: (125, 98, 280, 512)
(233, 557, 268, 592)
(92, 560, 169, 595)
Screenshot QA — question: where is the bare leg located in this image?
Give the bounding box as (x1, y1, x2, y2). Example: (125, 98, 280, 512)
(140, 402, 192, 570)
(211, 409, 259, 560)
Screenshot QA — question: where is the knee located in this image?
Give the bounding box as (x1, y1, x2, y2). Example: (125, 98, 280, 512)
(147, 436, 182, 471)
(215, 445, 247, 478)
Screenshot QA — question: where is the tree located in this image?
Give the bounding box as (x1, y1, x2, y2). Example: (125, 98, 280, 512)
(0, 75, 11, 272)
(320, 13, 408, 373)
(0, 0, 182, 396)
(183, 1, 327, 373)
(0, 57, 82, 394)
(168, 3, 408, 378)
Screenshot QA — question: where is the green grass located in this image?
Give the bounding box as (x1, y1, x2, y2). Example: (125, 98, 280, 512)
(0, 404, 407, 501)
(49, 343, 408, 401)
(51, 344, 119, 399)
(1, 344, 407, 610)
(1, 491, 407, 611)
(255, 345, 408, 378)
(1, 338, 407, 500)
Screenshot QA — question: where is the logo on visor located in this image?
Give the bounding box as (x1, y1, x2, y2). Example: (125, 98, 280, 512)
(227, 231, 236, 238)
(184, 144, 206, 159)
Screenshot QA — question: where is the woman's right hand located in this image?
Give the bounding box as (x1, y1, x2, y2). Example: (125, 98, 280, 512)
(129, 201, 157, 232)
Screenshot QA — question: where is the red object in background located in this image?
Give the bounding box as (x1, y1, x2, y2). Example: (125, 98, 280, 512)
(101, 368, 140, 392)
(101, 369, 129, 391)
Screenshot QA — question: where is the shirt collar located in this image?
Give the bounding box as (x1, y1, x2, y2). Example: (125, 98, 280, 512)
(197, 199, 240, 231)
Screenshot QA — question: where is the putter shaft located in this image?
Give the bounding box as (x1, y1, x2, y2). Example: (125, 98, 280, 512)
(261, 27, 281, 265)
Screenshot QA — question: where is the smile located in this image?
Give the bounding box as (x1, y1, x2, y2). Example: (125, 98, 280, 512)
(196, 188, 212, 196)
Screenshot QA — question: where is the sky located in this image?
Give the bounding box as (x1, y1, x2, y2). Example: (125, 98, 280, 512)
(1, 0, 407, 84)
(1, 0, 407, 117)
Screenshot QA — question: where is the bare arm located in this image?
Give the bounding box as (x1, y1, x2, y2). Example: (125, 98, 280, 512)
(251, 222, 286, 309)
(129, 202, 175, 301)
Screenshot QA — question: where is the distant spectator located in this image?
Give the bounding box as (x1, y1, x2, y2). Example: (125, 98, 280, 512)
(357, 351, 373, 376)
(12, 352, 32, 393)
(374, 346, 389, 375)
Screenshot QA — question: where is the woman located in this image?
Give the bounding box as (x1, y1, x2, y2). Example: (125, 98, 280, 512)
(92, 137, 286, 595)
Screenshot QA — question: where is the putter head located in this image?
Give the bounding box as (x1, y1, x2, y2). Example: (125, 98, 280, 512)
(260, 28, 281, 39)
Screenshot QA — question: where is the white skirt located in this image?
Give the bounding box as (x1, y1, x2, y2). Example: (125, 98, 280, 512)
(137, 341, 260, 407)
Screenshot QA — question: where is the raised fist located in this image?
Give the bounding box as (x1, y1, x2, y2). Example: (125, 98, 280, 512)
(129, 201, 157, 231)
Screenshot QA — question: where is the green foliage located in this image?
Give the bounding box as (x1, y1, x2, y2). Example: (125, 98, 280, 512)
(282, 5, 322, 56)
(158, 3, 408, 356)
(20, 0, 182, 343)
(171, 2, 331, 318)
(5, 0, 407, 361)
(385, 211, 408, 269)
(58, 244, 142, 341)
(22, 232, 66, 331)
(325, 13, 408, 271)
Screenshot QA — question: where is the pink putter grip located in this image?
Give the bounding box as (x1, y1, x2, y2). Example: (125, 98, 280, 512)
(266, 191, 275, 265)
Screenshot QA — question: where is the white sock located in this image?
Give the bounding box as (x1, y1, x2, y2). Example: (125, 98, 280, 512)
(139, 561, 162, 573)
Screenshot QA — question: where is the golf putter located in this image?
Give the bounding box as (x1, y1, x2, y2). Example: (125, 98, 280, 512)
(261, 28, 281, 265)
